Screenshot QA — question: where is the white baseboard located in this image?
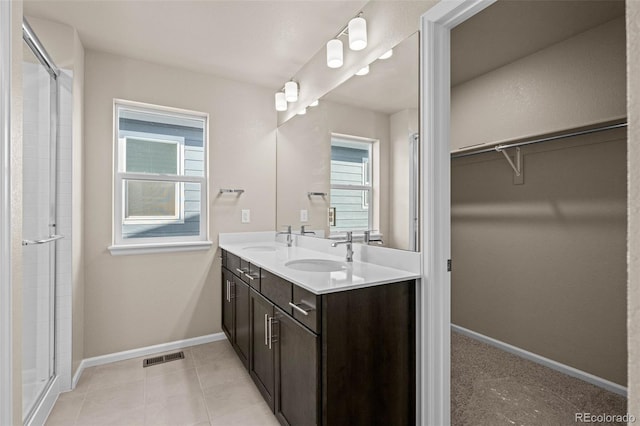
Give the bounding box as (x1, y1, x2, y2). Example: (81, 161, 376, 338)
(451, 324, 627, 397)
(72, 332, 227, 389)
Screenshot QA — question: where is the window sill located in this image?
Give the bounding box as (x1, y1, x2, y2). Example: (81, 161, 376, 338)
(108, 241, 213, 256)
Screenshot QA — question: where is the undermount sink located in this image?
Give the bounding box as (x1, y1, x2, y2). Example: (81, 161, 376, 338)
(285, 259, 347, 273)
(243, 245, 277, 252)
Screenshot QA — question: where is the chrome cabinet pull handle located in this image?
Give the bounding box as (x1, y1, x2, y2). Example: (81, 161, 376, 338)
(226, 280, 229, 302)
(235, 268, 247, 275)
(22, 234, 63, 246)
(289, 302, 314, 316)
(264, 314, 268, 346)
(244, 272, 256, 281)
(268, 316, 273, 350)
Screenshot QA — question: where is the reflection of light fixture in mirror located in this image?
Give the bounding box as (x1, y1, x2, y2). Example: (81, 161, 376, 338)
(379, 49, 393, 60)
(355, 65, 369, 76)
(285, 81, 298, 102)
(326, 39, 343, 68)
(275, 92, 287, 111)
(309, 99, 319, 107)
(297, 108, 307, 115)
(348, 16, 367, 51)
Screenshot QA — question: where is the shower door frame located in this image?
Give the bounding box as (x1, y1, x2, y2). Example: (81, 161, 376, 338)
(0, 1, 14, 425)
(21, 18, 62, 426)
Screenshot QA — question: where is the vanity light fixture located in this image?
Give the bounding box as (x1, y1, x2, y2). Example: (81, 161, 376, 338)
(309, 99, 319, 107)
(355, 65, 369, 76)
(297, 107, 307, 115)
(285, 81, 299, 102)
(379, 49, 393, 60)
(348, 16, 367, 51)
(327, 39, 343, 68)
(275, 92, 287, 111)
(326, 12, 367, 69)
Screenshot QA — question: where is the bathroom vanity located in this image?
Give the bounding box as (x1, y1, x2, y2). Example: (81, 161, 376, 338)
(219, 233, 420, 426)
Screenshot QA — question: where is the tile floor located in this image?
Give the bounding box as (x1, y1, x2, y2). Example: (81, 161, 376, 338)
(451, 331, 628, 426)
(45, 340, 279, 426)
(46, 334, 628, 425)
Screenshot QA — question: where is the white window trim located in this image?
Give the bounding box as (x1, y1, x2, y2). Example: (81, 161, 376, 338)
(120, 131, 185, 225)
(330, 134, 375, 234)
(110, 100, 210, 254)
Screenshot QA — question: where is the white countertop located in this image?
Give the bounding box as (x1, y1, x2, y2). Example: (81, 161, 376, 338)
(219, 234, 421, 295)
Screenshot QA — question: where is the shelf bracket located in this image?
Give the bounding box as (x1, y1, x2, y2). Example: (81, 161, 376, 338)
(495, 146, 523, 185)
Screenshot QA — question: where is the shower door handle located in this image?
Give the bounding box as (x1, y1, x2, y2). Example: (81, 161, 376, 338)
(22, 234, 64, 246)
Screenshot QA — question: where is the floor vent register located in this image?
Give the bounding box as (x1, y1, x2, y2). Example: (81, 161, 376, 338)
(142, 351, 185, 368)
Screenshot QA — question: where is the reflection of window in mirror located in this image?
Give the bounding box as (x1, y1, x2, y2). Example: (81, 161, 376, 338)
(330, 134, 376, 234)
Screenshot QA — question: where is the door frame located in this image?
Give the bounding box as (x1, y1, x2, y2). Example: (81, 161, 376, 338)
(418, 1, 496, 424)
(0, 0, 14, 424)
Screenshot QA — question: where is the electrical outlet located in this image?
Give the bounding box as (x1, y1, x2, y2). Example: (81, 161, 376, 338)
(241, 209, 250, 223)
(300, 209, 308, 223)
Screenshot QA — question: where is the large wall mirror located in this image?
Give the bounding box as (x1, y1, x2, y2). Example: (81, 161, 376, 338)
(276, 32, 419, 251)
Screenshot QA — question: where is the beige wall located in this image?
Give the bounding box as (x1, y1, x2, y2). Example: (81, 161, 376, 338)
(11, 1, 24, 423)
(389, 108, 417, 250)
(452, 129, 627, 385)
(451, 16, 626, 152)
(83, 50, 276, 357)
(627, 0, 640, 416)
(276, 100, 389, 239)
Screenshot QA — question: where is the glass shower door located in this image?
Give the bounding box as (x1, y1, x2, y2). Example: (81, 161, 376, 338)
(21, 38, 59, 421)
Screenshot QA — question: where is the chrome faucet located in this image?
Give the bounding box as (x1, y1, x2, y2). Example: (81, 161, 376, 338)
(276, 225, 293, 247)
(364, 230, 383, 245)
(300, 225, 315, 236)
(331, 231, 353, 262)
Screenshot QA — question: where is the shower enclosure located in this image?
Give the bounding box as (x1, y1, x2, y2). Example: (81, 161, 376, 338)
(21, 19, 61, 423)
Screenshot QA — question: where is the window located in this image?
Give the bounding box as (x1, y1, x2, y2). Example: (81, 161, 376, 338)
(330, 135, 373, 233)
(110, 101, 210, 254)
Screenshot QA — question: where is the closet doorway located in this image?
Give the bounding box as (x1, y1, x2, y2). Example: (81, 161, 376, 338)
(420, 1, 628, 424)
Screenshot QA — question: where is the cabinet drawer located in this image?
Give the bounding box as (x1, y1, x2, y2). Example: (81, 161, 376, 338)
(227, 252, 242, 275)
(291, 285, 320, 334)
(248, 263, 261, 290)
(221, 249, 227, 268)
(260, 269, 292, 315)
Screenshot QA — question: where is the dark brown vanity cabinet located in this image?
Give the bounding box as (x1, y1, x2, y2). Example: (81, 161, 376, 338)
(249, 289, 275, 410)
(274, 307, 320, 426)
(221, 249, 415, 426)
(221, 259, 250, 368)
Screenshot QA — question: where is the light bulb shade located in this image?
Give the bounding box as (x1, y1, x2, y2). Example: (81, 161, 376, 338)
(297, 107, 307, 115)
(275, 92, 287, 111)
(379, 49, 393, 60)
(285, 81, 298, 102)
(355, 65, 369, 76)
(326, 39, 343, 68)
(348, 17, 367, 51)
(309, 99, 319, 107)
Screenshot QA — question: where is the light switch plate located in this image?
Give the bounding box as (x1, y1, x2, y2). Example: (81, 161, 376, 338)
(300, 209, 308, 223)
(241, 209, 250, 223)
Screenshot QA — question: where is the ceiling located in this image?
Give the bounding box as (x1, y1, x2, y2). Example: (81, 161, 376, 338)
(451, 0, 625, 86)
(24, 0, 368, 89)
(24, 0, 625, 104)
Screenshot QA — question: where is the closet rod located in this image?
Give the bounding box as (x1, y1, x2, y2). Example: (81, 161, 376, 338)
(451, 122, 627, 159)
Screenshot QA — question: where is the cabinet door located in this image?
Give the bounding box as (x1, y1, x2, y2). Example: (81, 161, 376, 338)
(234, 279, 250, 368)
(221, 268, 234, 342)
(274, 307, 320, 426)
(249, 289, 275, 410)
